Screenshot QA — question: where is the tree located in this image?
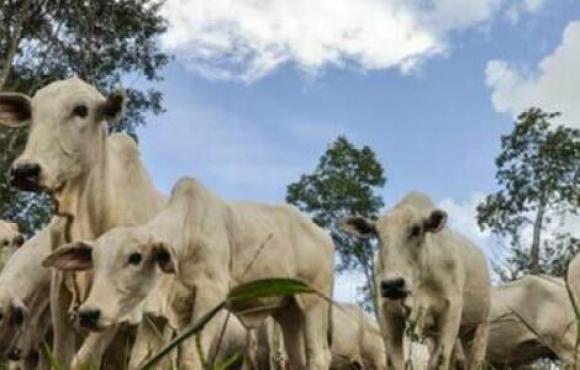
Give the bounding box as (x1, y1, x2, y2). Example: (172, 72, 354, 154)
(286, 136, 386, 313)
(477, 108, 580, 280)
(0, 0, 169, 234)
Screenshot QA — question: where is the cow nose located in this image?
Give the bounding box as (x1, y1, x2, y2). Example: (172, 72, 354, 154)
(381, 278, 408, 299)
(78, 309, 101, 329)
(7, 347, 22, 361)
(9, 163, 41, 192)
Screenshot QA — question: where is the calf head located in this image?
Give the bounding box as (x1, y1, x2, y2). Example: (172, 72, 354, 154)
(43, 226, 177, 331)
(0, 293, 28, 358)
(341, 206, 447, 306)
(0, 221, 24, 252)
(0, 78, 126, 195)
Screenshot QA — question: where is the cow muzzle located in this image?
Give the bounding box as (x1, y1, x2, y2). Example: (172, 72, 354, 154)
(78, 308, 101, 331)
(6, 346, 22, 361)
(381, 278, 409, 300)
(9, 163, 42, 192)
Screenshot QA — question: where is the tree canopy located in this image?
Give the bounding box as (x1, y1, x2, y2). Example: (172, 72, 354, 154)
(287, 136, 386, 311)
(0, 0, 169, 234)
(477, 108, 580, 280)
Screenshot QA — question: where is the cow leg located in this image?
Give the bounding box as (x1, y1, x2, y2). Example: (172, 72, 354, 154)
(50, 271, 77, 368)
(429, 302, 462, 370)
(71, 328, 118, 369)
(276, 302, 307, 370)
(461, 322, 488, 370)
(178, 281, 226, 370)
(129, 316, 171, 370)
(302, 296, 332, 370)
(382, 312, 405, 370)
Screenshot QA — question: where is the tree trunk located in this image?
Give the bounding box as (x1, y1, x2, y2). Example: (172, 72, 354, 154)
(0, 0, 33, 90)
(530, 199, 546, 274)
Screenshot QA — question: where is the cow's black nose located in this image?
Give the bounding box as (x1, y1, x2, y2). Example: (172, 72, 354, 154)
(9, 163, 41, 192)
(7, 347, 22, 361)
(78, 309, 101, 329)
(381, 278, 408, 299)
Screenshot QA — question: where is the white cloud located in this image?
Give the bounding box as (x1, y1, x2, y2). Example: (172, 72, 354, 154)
(486, 21, 580, 127)
(160, 0, 525, 82)
(438, 193, 494, 252)
(505, 0, 547, 23)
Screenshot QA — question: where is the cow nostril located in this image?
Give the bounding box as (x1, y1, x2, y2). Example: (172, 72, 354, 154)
(381, 278, 408, 299)
(9, 163, 42, 191)
(12, 307, 25, 326)
(7, 347, 22, 361)
(78, 309, 101, 328)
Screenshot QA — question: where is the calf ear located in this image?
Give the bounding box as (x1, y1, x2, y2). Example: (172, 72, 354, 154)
(423, 209, 447, 233)
(0, 93, 31, 128)
(340, 216, 377, 238)
(152, 242, 178, 274)
(42, 241, 94, 271)
(97, 89, 127, 124)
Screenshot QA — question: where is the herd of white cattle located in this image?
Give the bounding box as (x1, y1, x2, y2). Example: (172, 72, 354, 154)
(0, 78, 579, 370)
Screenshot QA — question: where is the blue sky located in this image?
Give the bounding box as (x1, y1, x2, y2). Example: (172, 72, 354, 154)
(134, 0, 580, 301)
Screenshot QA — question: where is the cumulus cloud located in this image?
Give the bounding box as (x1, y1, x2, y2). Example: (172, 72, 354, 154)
(486, 21, 580, 127)
(159, 0, 528, 82)
(439, 193, 491, 247)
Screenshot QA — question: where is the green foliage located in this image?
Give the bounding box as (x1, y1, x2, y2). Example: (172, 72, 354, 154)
(477, 108, 580, 280)
(0, 0, 169, 234)
(286, 136, 386, 311)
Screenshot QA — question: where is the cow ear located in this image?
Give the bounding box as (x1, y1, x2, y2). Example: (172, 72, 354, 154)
(340, 216, 377, 238)
(423, 209, 447, 233)
(152, 242, 178, 274)
(0, 93, 31, 128)
(42, 241, 93, 271)
(98, 89, 127, 124)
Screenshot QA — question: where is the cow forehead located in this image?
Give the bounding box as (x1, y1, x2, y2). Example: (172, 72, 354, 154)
(0, 221, 18, 236)
(376, 207, 416, 232)
(32, 78, 104, 105)
(96, 227, 151, 253)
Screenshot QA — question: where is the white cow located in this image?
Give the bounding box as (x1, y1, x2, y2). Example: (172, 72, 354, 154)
(0, 78, 166, 369)
(342, 192, 490, 370)
(486, 275, 579, 369)
(0, 220, 24, 263)
(0, 223, 52, 369)
(44, 177, 335, 370)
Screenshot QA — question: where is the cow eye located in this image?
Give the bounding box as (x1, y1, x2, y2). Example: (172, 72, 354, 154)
(72, 104, 88, 118)
(13, 235, 24, 246)
(409, 225, 422, 238)
(128, 252, 142, 266)
(1, 240, 8, 247)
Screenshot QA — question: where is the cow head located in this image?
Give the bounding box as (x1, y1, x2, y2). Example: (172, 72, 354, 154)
(0, 294, 28, 357)
(0, 78, 126, 194)
(0, 221, 24, 262)
(43, 226, 177, 331)
(341, 206, 447, 305)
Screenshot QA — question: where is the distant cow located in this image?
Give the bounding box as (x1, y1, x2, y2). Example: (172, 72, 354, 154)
(486, 275, 579, 369)
(0, 78, 166, 369)
(0, 223, 53, 370)
(342, 192, 490, 370)
(0, 220, 24, 262)
(44, 177, 335, 370)
(331, 302, 386, 370)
